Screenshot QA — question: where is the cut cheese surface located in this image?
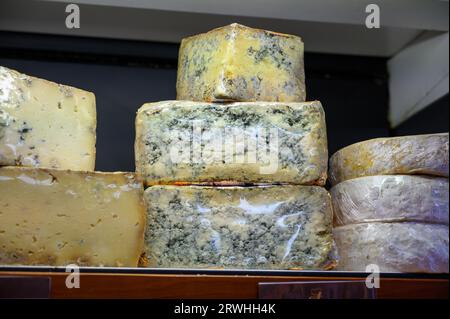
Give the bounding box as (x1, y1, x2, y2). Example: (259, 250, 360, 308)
(0, 66, 96, 171)
(144, 185, 335, 270)
(0, 167, 145, 267)
(331, 175, 449, 226)
(329, 133, 449, 185)
(176, 23, 305, 102)
(334, 222, 449, 273)
(135, 100, 328, 186)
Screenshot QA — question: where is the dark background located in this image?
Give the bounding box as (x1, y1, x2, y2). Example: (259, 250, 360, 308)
(0, 31, 447, 172)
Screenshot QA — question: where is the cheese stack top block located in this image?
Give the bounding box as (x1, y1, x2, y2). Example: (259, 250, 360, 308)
(331, 175, 449, 226)
(176, 23, 306, 102)
(0, 167, 146, 267)
(144, 185, 335, 270)
(0, 66, 96, 171)
(135, 100, 328, 186)
(329, 133, 449, 186)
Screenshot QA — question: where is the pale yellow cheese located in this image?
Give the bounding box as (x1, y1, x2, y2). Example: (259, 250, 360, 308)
(0, 167, 145, 267)
(176, 23, 305, 102)
(0, 66, 96, 171)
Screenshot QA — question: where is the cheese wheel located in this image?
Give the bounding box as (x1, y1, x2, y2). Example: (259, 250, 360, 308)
(329, 133, 449, 185)
(0, 66, 96, 171)
(334, 222, 449, 273)
(144, 185, 336, 270)
(176, 23, 305, 102)
(331, 175, 449, 226)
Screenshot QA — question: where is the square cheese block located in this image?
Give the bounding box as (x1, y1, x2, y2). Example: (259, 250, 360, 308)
(144, 185, 335, 270)
(331, 175, 449, 226)
(135, 100, 328, 186)
(0, 66, 96, 171)
(329, 133, 449, 185)
(0, 167, 146, 267)
(334, 222, 449, 273)
(176, 23, 305, 102)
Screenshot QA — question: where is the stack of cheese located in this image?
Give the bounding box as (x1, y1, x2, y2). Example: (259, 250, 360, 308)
(329, 134, 449, 273)
(135, 24, 336, 270)
(0, 66, 145, 267)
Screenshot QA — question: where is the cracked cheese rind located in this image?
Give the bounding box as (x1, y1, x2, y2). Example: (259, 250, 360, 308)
(135, 100, 327, 186)
(176, 23, 305, 102)
(334, 222, 449, 273)
(0, 167, 145, 267)
(329, 133, 449, 185)
(331, 175, 449, 226)
(144, 185, 335, 270)
(0, 66, 96, 171)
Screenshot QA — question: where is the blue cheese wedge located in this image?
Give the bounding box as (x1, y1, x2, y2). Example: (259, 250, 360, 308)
(0, 167, 145, 267)
(331, 175, 449, 226)
(329, 133, 449, 186)
(334, 222, 449, 273)
(135, 100, 328, 186)
(144, 185, 335, 270)
(0, 66, 96, 171)
(176, 23, 305, 102)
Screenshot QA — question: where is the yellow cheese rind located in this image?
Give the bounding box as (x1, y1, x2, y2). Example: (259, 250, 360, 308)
(0, 66, 96, 171)
(0, 167, 145, 267)
(329, 133, 449, 185)
(144, 185, 336, 270)
(176, 23, 305, 102)
(135, 100, 328, 186)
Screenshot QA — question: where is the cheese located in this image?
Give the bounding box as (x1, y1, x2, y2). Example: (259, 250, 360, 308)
(144, 185, 335, 270)
(334, 222, 449, 273)
(176, 23, 305, 102)
(0, 66, 96, 171)
(0, 167, 145, 267)
(135, 100, 327, 186)
(329, 133, 449, 185)
(331, 175, 449, 226)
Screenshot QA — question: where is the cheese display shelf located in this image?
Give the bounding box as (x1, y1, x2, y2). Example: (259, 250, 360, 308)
(0, 267, 448, 299)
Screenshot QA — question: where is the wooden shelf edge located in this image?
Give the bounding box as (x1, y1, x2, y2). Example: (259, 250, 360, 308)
(0, 271, 448, 299)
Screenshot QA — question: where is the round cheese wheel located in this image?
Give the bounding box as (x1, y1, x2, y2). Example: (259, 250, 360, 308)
(329, 133, 449, 185)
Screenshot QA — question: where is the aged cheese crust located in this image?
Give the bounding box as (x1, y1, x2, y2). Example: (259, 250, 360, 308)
(176, 23, 305, 102)
(0, 66, 96, 171)
(334, 222, 449, 273)
(0, 167, 146, 267)
(135, 100, 328, 186)
(329, 133, 449, 185)
(144, 185, 335, 270)
(331, 175, 449, 226)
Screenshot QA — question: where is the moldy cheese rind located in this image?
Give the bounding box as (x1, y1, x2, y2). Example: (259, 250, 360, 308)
(176, 23, 305, 102)
(144, 185, 335, 270)
(334, 222, 449, 273)
(135, 100, 328, 186)
(331, 175, 449, 226)
(329, 133, 449, 185)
